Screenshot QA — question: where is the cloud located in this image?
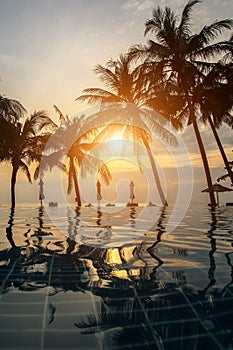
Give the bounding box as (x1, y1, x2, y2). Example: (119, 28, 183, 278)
(122, 0, 233, 41)
(122, 0, 154, 15)
(122, 0, 140, 10)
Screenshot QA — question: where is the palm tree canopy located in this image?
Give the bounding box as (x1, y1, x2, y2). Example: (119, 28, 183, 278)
(129, 0, 233, 128)
(196, 63, 233, 127)
(0, 95, 26, 123)
(0, 111, 56, 182)
(39, 107, 112, 198)
(76, 54, 177, 146)
(77, 54, 147, 106)
(131, 0, 233, 91)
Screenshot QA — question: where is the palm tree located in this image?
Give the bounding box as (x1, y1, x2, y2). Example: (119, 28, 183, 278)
(76, 54, 177, 206)
(0, 111, 56, 207)
(130, 0, 233, 205)
(0, 94, 26, 123)
(37, 106, 111, 207)
(197, 62, 233, 184)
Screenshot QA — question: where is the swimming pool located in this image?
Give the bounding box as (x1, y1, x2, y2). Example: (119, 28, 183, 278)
(0, 203, 232, 349)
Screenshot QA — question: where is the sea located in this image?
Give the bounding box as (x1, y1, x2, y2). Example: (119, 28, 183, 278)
(0, 202, 232, 350)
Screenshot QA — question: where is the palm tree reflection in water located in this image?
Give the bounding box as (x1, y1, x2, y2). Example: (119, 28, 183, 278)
(199, 209, 217, 298)
(0, 206, 233, 348)
(6, 207, 16, 248)
(74, 207, 233, 350)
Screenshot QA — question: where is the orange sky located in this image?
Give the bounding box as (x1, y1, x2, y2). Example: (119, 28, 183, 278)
(0, 1, 232, 205)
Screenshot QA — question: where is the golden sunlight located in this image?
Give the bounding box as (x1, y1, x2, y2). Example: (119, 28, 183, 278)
(101, 158, 148, 203)
(107, 137, 124, 153)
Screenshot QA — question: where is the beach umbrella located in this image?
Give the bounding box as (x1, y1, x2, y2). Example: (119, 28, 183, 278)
(96, 180, 102, 207)
(38, 178, 45, 205)
(129, 180, 135, 204)
(202, 183, 233, 205)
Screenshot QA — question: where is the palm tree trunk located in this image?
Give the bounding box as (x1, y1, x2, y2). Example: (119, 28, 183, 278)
(192, 118, 216, 206)
(142, 136, 168, 206)
(11, 165, 18, 208)
(208, 115, 233, 185)
(70, 157, 82, 207)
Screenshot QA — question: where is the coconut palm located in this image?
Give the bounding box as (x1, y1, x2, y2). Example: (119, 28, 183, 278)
(130, 0, 233, 205)
(147, 61, 233, 185)
(197, 62, 233, 184)
(37, 106, 111, 207)
(0, 111, 56, 207)
(0, 94, 26, 123)
(76, 54, 177, 206)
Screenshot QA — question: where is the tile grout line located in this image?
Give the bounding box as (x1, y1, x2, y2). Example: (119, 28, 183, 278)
(161, 266, 225, 350)
(178, 288, 226, 350)
(0, 258, 21, 300)
(132, 286, 165, 350)
(41, 253, 55, 350)
(89, 270, 103, 350)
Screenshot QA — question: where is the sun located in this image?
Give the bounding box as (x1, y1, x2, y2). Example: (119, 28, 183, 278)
(107, 138, 124, 153)
(106, 132, 125, 154)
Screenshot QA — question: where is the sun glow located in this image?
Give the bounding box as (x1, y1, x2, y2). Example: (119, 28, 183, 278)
(101, 158, 148, 203)
(107, 137, 124, 153)
(106, 130, 125, 154)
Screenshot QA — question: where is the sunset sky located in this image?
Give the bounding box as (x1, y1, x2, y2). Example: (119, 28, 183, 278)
(0, 0, 233, 205)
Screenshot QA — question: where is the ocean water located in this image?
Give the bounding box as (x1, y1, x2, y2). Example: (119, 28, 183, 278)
(0, 202, 233, 349)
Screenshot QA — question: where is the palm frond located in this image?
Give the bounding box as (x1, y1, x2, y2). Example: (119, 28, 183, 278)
(190, 20, 233, 55)
(38, 149, 67, 175)
(178, 0, 201, 37)
(202, 20, 233, 43)
(99, 163, 112, 185)
(0, 95, 26, 122)
(129, 44, 152, 63)
(79, 153, 111, 184)
(222, 113, 233, 128)
(195, 41, 233, 60)
(123, 124, 152, 146)
(94, 64, 120, 93)
(53, 105, 69, 123)
(145, 6, 164, 36)
(76, 88, 121, 105)
(21, 111, 56, 141)
(19, 160, 32, 183)
(90, 123, 125, 143)
(30, 110, 57, 133)
(33, 165, 40, 180)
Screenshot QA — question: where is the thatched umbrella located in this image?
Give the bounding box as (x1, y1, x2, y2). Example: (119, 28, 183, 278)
(202, 183, 233, 205)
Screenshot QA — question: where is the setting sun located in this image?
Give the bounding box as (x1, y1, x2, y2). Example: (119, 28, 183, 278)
(107, 137, 124, 154)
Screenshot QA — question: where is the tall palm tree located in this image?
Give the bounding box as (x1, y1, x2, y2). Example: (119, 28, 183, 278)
(76, 54, 177, 206)
(37, 106, 111, 207)
(0, 111, 56, 207)
(130, 0, 233, 205)
(197, 62, 233, 184)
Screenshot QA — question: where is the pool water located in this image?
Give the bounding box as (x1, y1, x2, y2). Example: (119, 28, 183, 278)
(0, 203, 232, 349)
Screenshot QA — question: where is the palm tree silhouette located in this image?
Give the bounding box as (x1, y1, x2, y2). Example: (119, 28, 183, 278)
(130, 0, 233, 205)
(0, 94, 25, 123)
(198, 62, 233, 184)
(39, 106, 111, 206)
(0, 111, 56, 207)
(76, 54, 177, 206)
